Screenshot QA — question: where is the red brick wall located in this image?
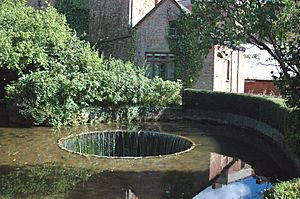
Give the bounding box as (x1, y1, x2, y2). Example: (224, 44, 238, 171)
(244, 79, 280, 96)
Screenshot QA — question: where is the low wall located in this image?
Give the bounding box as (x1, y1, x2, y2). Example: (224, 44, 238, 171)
(0, 99, 8, 125)
(179, 89, 300, 175)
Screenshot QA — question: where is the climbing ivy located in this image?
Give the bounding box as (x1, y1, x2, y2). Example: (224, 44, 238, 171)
(169, 13, 208, 88)
(55, 0, 89, 39)
(129, 29, 137, 62)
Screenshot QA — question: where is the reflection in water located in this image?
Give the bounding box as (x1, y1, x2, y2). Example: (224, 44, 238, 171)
(193, 153, 271, 199)
(68, 153, 271, 199)
(193, 176, 271, 199)
(126, 189, 138, 199)
(0, 121, 296, 198)
(67, 170, 208, 199)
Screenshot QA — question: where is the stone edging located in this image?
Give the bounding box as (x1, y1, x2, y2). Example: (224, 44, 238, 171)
(154, 107, 300, 175)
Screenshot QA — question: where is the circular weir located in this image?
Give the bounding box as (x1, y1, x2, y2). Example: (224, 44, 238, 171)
(58, 131, 195, 158)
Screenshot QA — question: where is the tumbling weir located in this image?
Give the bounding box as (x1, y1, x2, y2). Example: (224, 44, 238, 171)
(58, 130, 195, 158)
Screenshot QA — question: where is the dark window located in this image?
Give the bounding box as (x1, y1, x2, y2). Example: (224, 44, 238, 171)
(226, 60, 231, 81)
(169, 21, 178, 37)
(145, 52, 175, 80)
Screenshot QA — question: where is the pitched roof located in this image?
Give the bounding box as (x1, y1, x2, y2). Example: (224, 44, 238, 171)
(134, 0, 191, 28)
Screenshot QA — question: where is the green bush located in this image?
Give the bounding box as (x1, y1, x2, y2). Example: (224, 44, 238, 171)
(6, 60, 182, 126)
(0, 0, 75, 74)
(55, 0, 89, 39)
(264, 178, 300, 199)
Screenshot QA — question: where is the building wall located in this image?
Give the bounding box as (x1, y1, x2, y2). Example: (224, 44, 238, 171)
(193, 46, 244, 93)
(88, 0, 131, 60)
(213, 46, 244, 93)
(192, 49, 214, 90)
(88, 0, 160, 60)
(134, 0, 181, 66)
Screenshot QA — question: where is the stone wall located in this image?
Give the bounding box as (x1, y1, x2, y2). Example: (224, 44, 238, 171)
(88, 0, 159, 60)
(192, 48, 214, 90)
(88, 0, 131, 60)
(134, 0, 181, 66)
(0, 100, 8, 126)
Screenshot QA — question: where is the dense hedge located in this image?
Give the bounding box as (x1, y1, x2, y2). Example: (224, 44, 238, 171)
(183, 89, 290, 133)
(182, 89, 300, 157)
(264, 178, 300, 199)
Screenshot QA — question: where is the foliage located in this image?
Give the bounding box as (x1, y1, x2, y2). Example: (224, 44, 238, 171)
(182, 89, 300, 157)
(6, 60, 182, 126)
(180, 0, 300, 108)
(0, 0, 74, 74)
(264, 178, 300, 199)
(55, 0, 89, 39)
(0, 165, 92, 197)
(169, 14, 205, 87)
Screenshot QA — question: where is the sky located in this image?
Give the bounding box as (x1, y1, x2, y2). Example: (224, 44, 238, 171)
(242, 44, 280, 80)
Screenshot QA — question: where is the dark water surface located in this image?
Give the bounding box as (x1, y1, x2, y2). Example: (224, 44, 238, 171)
(0, 121, 297, 198)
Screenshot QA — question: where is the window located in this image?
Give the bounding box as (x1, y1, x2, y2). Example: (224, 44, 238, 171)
(169, 21, 178, 37)
(226, 60, 231, 81)
(145, 52, 175, 80)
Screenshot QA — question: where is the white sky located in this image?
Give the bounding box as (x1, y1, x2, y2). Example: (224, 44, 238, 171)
(242, 44, 280, 80)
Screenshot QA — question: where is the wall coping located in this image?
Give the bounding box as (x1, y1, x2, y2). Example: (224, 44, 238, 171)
(155, 107, 300, 175)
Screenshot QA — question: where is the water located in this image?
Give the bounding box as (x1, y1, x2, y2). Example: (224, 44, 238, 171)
(59, 131, 194, 158)
(0, 121, 297, 198)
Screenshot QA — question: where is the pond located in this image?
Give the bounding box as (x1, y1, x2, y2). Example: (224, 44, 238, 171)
(0, 121, 297, 198)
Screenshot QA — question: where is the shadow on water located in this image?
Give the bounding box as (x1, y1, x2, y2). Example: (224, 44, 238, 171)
(67, 170, 210, 199)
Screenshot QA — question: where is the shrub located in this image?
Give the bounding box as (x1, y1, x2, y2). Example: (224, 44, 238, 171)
(6, 60, 182, 126)
(264, 178, 300, 199)
(55, 0, 89, 39)
(0, 0, 74, 73)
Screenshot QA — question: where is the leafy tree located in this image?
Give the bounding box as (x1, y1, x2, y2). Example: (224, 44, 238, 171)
(55, 0, 89, 39)
(176, 0, 300, 108)
(0, 0, 102, 98)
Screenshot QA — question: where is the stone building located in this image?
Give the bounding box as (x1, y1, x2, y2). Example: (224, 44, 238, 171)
(194, 46, 245, 93)
(25, 0, 245, 93)
(89, 0, 245, 93)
